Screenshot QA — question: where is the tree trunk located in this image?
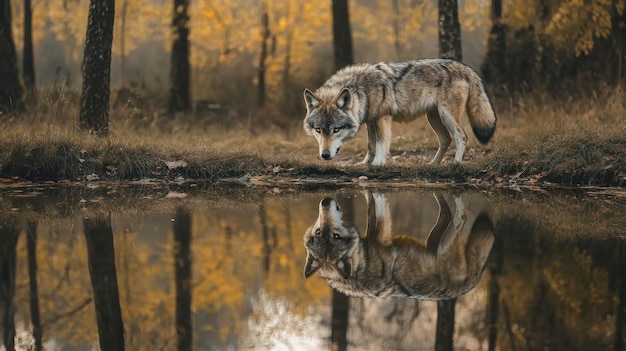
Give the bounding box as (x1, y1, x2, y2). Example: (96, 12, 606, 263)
(257, 7, 270, 107)
(168, 0, 191, 114)
(438, 0, 462, 61)
(84, 214, 125, 351)
(0, 219, 19, 351)
(435, 298, 456, 351)
(173, 207, 192, 351)
(79, 0, 115, 135)
(481, 0, 506, 84)
(0, 0, 23, 114)
(26, 221, 42, 351)
(392, 0, 401, 60)
(120, 0, 128, 85)
(282, 29, 293, 100)
(332, 0, 354, 70)
(22, 0, 36, 102)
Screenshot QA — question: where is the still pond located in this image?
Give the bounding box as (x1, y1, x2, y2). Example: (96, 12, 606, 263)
(0, 184, 625, 351)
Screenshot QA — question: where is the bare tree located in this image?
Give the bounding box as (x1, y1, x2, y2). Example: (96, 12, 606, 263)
(22, 0, 36, 102)
(257, 5, 270, 107)
(481, 0, 506, 84)
(0, 0, 23, 114)
(79, 0, 115, 135)
(119, 0, 128, 85)
(332, 0, 354, 70)
(392, 0, 401, 60)
(438, 0, 462, 61)
(168, 0, 191, 114)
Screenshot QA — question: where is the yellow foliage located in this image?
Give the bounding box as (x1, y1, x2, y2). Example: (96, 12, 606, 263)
(15, 220, 98, 347)
(10, 1, 48, 50)
(543, 249, 617, 344)
(113, 0, 168, 56)
(352, 0, 437, 61)
(505, 0, 625, 56)
(461, 0, 490, 32)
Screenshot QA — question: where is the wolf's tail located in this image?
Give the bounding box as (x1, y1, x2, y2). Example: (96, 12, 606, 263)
(466, 78, 496, 144)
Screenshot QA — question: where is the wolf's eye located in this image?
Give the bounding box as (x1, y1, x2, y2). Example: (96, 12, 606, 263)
(333, 233, 340, 239)
(333, 127, 340, 133)
(315, 128, 321, 133)
(315, 228, 321, 236)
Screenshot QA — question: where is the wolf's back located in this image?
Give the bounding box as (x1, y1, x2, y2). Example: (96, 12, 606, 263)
(466, 77, 497, 144)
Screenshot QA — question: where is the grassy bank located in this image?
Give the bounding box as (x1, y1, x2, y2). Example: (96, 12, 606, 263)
(0, 88, 625, 187)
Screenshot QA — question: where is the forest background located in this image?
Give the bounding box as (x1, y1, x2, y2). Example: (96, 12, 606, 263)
(5, 0, 626, 132)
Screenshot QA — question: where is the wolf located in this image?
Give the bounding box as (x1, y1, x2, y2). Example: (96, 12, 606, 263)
(303, 192, 495, 299)
(302, 59, 497, 165)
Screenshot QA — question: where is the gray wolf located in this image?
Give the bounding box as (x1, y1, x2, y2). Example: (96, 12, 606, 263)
(302, 59, 496, 165)
(303, 192, 494, 299)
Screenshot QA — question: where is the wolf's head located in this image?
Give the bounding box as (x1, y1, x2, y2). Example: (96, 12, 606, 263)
(303, 198, 360, 279)
(302, 88, 360, 161)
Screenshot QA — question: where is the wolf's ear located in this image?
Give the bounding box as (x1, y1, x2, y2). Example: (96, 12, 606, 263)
(335, 257, 353, 279)
(304, 88, 320, 110)
(335, 88, 352, 110)
(304, 254, 321, 278)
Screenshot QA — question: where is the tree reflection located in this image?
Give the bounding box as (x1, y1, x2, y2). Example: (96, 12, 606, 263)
(331, 289, 349, 351)
(486, 221, 505, 351)
(173, 206, 192, 351)
(26, 221, 42, 351)
(2, 189, 624, 349)
(331, 194, 355, 351)
(435, 298, 455, 351)
(616, 240, 626, 351)
(0, 219, 19, 351)
(83, 213, 125, 351)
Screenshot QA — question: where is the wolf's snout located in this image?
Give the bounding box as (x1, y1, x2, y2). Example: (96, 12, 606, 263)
(321, 150, 331, 160)
(321, 198, 333, 207)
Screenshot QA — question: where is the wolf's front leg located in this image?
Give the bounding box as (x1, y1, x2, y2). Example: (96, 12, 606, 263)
(357, 123, 377, 165)
(369, 116, 392, 166)
(357, 152, 373, 165)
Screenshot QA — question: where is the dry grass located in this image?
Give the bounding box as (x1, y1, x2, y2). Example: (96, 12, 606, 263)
(0, 85, 625, 186)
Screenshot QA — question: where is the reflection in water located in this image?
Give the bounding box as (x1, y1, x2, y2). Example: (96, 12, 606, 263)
(303, 192, 495, 300)
(83, 214, 125, 351)
(1, 187, 625, 350)
(0, 219, 19, 351)
(173, 206, 192, 351)
(26, 221, 42, 351)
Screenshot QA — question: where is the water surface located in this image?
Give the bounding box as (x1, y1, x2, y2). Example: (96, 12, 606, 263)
(0, 185, 624, 351)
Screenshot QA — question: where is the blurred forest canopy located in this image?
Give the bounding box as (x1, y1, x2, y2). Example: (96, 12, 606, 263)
(8, 0, 626, 123)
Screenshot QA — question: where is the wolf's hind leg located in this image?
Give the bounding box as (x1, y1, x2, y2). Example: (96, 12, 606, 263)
(437, 104, 467, 163)
(427, 110, 451, 164)
(427, 192, 453, 252)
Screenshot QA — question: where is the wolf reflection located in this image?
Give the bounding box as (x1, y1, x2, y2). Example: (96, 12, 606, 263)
(303, 192, 495, 300)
